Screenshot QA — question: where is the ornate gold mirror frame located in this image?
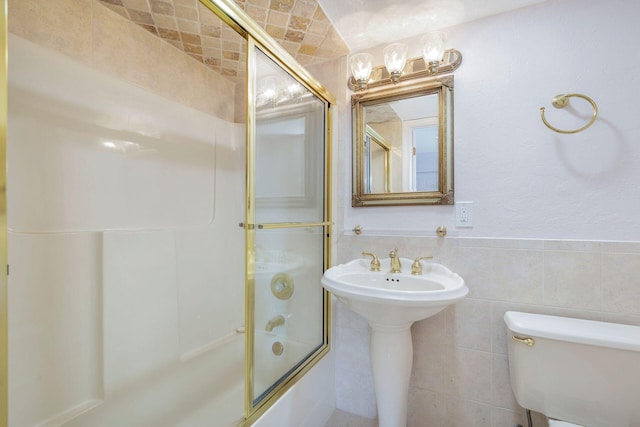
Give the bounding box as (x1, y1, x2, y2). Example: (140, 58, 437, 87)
(352, 76, 454, 206)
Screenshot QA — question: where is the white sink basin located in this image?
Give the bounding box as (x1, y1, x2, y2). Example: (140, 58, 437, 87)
(322, 257, 467, 327)
(322, 256, 467, 427)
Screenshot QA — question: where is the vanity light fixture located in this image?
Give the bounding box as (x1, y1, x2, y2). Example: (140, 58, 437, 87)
(349, 53, 374, 91)
(256, 76, 311, 108)
(287, 82, 304, 99)
(348, 31, 461, 92)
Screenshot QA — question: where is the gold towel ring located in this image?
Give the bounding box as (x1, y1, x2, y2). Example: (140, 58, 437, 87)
(540, 93, 598, 134)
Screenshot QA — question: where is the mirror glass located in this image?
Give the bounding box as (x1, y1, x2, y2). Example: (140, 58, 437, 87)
(352, 77, 454, 206)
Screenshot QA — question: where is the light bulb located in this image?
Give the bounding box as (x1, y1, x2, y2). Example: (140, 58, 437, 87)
(350, 53, 373, 90)
(383, 43, 408, 84)
(421, 31, 447, 73)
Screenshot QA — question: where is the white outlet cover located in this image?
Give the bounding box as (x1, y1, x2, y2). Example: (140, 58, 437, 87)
(455, 202, 473, 227)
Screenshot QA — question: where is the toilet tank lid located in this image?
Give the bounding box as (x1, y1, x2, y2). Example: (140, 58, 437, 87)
(504, 311, 640, 352)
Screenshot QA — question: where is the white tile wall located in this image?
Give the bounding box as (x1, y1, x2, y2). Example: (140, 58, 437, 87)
(332, 235, 640, 426)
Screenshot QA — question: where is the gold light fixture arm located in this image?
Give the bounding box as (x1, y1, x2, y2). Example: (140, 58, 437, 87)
(540, 93, 598, 134)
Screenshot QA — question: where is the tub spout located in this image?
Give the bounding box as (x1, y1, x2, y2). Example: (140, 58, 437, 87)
(265, 315, 285, 332)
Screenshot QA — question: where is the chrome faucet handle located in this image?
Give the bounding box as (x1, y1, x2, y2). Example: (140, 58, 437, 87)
(411, 255, 434, 275)
(362, 252, 381, 271)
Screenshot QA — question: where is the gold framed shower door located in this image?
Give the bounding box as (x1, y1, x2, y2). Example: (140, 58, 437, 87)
(198, 0, 334, 425)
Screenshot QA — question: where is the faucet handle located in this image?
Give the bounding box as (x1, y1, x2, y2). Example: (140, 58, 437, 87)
(411, 255, 434, 275)
(362, 252, 381, 271)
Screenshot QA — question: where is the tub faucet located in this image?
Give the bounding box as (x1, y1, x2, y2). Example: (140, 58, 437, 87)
(389, 248, 402, 273)
(265, 315, 285, 332)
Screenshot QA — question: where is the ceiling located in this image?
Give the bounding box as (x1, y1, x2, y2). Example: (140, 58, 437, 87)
(316, 0, 552, 51)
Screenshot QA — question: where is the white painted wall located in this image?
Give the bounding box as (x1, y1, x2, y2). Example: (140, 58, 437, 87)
(344, 0, 640, 241)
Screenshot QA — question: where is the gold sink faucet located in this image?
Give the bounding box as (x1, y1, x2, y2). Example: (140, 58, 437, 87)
(362, 251, 381, 271)
(411, 255, 434, 275)
(389, 248, 402, 273)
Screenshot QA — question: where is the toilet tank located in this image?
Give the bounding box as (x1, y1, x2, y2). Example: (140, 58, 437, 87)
(504, 311, 640, 427)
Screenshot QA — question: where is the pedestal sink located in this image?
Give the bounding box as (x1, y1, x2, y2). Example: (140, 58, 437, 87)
(321, 257, 467, 427)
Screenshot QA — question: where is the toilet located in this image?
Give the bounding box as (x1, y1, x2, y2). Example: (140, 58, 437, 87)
(504, 311, 640, 427)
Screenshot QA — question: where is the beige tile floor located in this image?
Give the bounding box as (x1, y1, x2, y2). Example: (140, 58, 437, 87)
(324, 408, 546, 427)
(324, 409, 377, 427)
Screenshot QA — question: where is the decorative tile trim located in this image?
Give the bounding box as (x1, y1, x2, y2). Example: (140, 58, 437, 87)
(97, 0, 350, 83)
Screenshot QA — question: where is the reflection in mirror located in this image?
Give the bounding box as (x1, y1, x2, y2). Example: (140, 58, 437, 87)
(352, 76, 454, 206)
(364, 125, 390, 193)
(404, 115, 439, 192)
(254, 51, 325, 222)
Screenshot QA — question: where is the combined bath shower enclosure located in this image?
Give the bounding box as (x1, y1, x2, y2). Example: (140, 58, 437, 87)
(0, 0, 335, 425)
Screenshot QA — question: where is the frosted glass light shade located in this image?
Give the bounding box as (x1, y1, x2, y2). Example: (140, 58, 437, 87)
(421, 31, 447, 73)
(383, 43, 408, 83)
(350, 53, 373, 90)
(384, 44, 408, 73)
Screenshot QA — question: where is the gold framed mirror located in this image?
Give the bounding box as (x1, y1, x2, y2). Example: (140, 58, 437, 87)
(352, 76, 454, 206)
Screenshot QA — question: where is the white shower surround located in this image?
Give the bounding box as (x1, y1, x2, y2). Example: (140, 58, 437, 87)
(7, 34, 248, 425)
(7, 30, 336, 427)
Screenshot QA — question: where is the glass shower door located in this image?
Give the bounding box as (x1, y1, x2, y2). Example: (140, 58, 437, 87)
(247, 45, 329, 410)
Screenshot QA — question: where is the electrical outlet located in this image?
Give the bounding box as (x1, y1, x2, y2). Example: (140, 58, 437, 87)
(455, 202, 473, 227)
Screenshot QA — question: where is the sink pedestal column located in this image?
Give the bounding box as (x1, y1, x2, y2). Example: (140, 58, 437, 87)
(369, 322, 413, 427)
